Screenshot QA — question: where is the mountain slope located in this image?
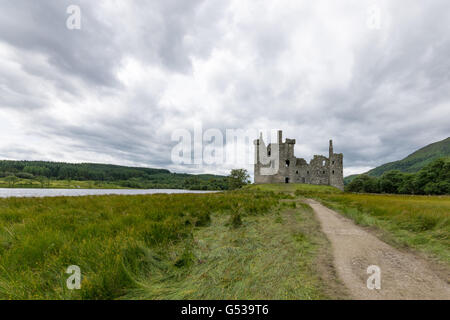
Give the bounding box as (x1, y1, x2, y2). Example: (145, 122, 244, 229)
(367, 137, 450, 176)
(344, 137, 450, 184)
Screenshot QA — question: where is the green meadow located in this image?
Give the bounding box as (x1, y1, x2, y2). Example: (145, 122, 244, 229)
(250, 184, 450, 264)
(0, 189, 345, 299)
(317, 193, 450, 263)
(0, 177, 124, 189)
(0, 184, 448, 299)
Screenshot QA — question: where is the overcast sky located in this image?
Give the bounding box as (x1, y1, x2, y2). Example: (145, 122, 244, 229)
(0, 0, 449, 177)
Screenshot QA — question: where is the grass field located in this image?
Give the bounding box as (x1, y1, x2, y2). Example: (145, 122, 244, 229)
(318, 193, 450, 263)
(0, 177, 125, 189)
(121, 200, 345, 299)
(0, 184, 447, 299)
(250, 184, 450, 264)
(0, 189, 343, 299)
(249, 183, 341, 195)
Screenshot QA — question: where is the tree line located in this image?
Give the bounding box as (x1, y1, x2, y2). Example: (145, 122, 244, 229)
(346, 158, 450, 195)
(0, 160, 251, 191)
(0, 160, 171, 181)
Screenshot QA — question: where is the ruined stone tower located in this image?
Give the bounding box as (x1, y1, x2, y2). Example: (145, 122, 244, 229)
(253, 130, 344, 190)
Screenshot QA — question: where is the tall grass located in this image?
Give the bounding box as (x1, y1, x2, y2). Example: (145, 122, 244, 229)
(319, 193, 450, 263)
(0, 190, 282, 299)
(249, 184, 450, 264)
(121, 200, 340, 300)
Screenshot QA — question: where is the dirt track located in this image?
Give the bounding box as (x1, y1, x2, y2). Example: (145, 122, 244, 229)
(305, 199, 450, 300)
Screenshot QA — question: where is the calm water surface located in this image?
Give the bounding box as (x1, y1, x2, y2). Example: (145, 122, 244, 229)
(0, 188, 217, 198)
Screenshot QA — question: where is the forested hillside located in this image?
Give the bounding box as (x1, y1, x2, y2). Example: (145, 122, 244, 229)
(367, 137, 450, 176)
(344, 137, 450, 185)
(346, 157, 450, 195)
(0, 160, 229, 190)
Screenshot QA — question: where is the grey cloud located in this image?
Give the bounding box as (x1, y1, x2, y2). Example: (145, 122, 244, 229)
(0, 1, 120, 89)
(0, 0, 449, 175)
(0, 0, 219, 94)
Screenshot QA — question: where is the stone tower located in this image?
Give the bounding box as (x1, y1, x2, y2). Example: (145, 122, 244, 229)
(253, 131, 344, 190)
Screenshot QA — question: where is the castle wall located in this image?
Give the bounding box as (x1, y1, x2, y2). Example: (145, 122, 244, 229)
(308, 155, 330, 185)
(329, 153, 344, 190)
(254, 131, 344, 190)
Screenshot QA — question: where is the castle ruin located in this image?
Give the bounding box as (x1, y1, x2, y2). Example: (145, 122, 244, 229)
(253, 130, 344, 190)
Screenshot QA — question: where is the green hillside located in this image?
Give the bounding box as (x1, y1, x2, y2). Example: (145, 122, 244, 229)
(344, 137, 450, 184)
(0, 160, 229, 190)
(367, 137, 450, 176)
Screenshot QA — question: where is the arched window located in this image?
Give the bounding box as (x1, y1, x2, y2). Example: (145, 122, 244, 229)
(285, 160, 290, 167)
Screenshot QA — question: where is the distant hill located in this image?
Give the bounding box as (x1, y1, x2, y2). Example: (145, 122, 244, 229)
(0, 160, 229, 190)
(344, 137, 450, 184)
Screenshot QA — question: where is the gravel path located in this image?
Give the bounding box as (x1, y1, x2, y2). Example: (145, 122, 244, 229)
(306, 199, 450, 300)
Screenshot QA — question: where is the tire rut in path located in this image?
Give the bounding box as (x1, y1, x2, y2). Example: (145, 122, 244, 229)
(305, 199, 450, 300)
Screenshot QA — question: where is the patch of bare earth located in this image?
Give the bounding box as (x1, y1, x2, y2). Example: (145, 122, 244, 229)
(305, 199, 450, 300)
